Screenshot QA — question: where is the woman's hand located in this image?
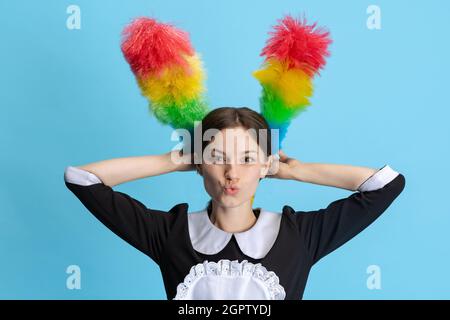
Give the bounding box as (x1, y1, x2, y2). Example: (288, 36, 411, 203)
(169, 149, 197, 172)
(266, 150, 302, 180)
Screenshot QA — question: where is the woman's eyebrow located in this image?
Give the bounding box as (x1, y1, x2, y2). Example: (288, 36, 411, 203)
(213, 148, 258, 155)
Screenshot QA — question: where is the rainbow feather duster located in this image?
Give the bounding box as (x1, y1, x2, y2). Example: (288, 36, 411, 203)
(121, 17, 210, 132)
(253, 15, 332, 149)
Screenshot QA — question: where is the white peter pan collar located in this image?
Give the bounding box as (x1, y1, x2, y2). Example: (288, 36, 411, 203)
(188, 207, 282, 259)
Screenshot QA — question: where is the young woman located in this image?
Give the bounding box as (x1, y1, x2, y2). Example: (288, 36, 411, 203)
(64, 107, 406, 300)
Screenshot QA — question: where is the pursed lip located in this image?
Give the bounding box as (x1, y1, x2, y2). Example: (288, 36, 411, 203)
(223, 185, 239, 190)
(224, 188, 239, 196)
(223, 185, 240, 195)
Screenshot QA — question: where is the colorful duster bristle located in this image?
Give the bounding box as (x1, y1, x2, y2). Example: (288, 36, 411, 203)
(121, 17, 210, 132)
(253, 15, 332, 149)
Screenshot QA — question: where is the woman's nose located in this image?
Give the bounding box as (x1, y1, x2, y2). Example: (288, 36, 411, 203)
(224, 163, 239, 181)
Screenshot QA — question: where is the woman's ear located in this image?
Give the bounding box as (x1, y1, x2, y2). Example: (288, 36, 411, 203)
(195, 164, 203, 176)
(192, 151, 203, 176)
(260, 154, 275, 178)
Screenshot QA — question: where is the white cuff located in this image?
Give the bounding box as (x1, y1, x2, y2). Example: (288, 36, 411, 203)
(64, 166, 103, 186)
(357, 165, 399, 192)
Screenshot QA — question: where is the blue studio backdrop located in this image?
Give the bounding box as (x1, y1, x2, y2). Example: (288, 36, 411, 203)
(1, 0, 449, 299)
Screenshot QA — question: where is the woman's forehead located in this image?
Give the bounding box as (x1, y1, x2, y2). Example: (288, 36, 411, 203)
(209, 128, 260, 151)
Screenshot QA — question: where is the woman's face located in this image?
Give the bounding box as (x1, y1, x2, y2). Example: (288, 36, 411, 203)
(196, 126, 272, 208)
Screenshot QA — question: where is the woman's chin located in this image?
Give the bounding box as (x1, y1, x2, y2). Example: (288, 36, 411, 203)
(218, 195, 249, 208)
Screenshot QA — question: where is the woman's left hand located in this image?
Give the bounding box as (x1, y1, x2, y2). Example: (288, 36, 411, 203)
(266, 150, 302, 180)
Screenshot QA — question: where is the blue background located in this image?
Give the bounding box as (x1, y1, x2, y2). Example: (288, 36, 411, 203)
(1, 0, 449, 299)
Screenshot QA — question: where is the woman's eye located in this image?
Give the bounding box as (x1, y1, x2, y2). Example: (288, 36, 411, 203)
(211, 155, 254, 164)
(244, 156, 255, 163)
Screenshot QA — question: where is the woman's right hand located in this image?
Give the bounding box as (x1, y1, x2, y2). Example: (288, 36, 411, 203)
(168, 149, 197, 172)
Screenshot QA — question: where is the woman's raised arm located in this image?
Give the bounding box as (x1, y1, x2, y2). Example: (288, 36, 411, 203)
(63, 149, 193, 264)
(75, 149, 193, 187)
(269, 150, 379, 191)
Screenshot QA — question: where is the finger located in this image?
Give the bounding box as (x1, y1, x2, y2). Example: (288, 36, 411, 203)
(269, 156, 280, 176)
(278, 149, 288, 161)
